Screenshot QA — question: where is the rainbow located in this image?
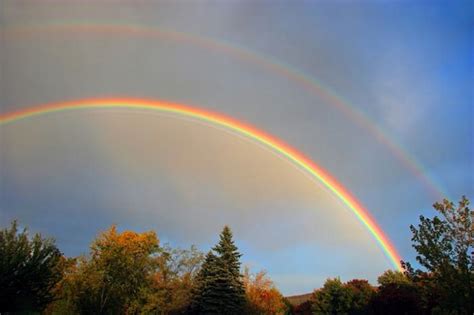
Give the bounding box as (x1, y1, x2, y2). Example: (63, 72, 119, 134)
(0, 98, 403, 270)
(4, 22, 446, 199)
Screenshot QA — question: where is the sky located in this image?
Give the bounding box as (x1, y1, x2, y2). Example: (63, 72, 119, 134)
(0, 1, 473, 295)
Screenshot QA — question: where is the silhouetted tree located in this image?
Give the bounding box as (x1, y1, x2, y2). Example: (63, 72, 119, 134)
(369, 270, 422, 314)
(0, 220, 62, 312)
(292, 300, 312, 315)
(370, 282, 422, 315)
(403, 196, 473, 314)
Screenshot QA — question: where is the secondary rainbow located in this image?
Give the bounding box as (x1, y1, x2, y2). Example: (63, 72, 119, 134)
(4, 22, 446, 199)
(0, 98, 403, 270)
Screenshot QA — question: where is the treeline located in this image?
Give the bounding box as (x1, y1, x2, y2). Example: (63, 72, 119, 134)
(292, 269, 465, 315)
(0, 223, 287, 314)
(296, 196, 472, 315)
(0, 196, 472, 314)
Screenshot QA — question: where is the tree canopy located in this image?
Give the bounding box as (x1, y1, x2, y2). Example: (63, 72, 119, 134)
(0, 221, 63, 312)
(403, 196, 473, 314)
(311, 278, 353, 315)
(143, 244, 204, 314)
(2, 195, 472, 314)
(53, 226, 160, 314)
(243, 267, 288, 315)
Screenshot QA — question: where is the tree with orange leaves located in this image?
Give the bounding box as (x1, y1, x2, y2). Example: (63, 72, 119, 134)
(62, 225, 160, 314)
(243, 267, 288, 315)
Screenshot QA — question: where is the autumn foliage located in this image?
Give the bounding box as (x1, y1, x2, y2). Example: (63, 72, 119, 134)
(243, 267, 288, 314)
(46, 226, 160, 313)
(1, 196, 472, 314)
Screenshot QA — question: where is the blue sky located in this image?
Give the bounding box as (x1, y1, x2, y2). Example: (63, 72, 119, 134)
(1, 1, 472, 295)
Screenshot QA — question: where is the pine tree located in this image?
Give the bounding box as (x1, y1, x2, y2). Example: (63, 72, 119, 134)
(191, 226, 246, 314)
(191, 251, 220, 314)
(212, 226, 246, 313)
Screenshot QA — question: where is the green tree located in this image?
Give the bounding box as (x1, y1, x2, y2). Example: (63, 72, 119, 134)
(377, 270, 410, 287)
(191, 226, 246, 314)
(403, 196, 473, 314)
(311, 278, 353, 315)
(190, 251, 221, 314)
(0, 220, 63, 313)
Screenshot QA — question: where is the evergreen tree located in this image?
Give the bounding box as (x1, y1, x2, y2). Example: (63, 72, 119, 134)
(191, 226, 246, 314)
(190, 251, 219, 314)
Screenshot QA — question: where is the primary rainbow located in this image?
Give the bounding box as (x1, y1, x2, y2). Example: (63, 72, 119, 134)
(0, 98, 403, 270)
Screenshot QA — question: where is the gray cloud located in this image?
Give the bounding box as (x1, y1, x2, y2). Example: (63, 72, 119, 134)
(1, 0, 471, 294)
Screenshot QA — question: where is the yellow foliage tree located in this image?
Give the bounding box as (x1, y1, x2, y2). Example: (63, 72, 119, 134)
(243, 267, 288, 315)
(50, 225, 160, 314)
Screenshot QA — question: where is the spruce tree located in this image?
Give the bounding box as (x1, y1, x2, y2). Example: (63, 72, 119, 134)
(212, 226, 246, 313)
(191, 226, 246, 314)
(191, 251, 221, 314)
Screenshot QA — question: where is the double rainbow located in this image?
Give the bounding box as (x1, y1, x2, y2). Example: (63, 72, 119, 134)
(0, 98, 403, 270)
(4, 22, 445, 199)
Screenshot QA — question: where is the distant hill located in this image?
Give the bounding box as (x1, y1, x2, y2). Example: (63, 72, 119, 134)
(285, 293, 312, 306)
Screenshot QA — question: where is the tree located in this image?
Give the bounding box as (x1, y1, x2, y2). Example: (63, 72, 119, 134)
(212, 226, 245, 300)
(243, 267, 288, 314)
(0, 220, 62, 312)
(292, 300, 312, 315)
(143, 244, 204, 314)
(377, 270, 410, 287)
(191, 226, 246, 314)
(345, 279, 375, 315)
(370, 270, 422, 315)
(64, 225, 160, 313)
(403, 196, 473, 314)
(311, 278, 353, 315)
(370, 283, 421, 315)
(190, 251, 222, 314)
(43, 256, 82, 314)
(310, 278, 375, 315)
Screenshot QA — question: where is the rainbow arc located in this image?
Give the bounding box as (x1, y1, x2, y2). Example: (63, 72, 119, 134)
(4, 22, 445, 199)
(0, 98, 403, 270)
